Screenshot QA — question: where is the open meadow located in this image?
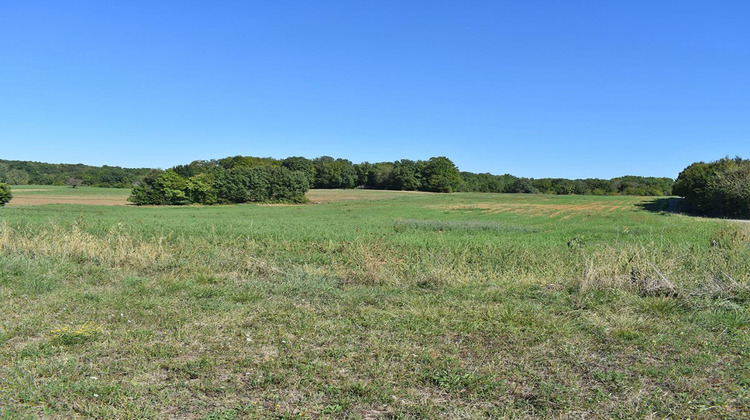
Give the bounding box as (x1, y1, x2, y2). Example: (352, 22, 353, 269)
(1, 188, 749, 418)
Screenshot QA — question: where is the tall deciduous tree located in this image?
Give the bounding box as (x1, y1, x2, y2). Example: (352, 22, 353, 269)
(313, 157, 357, 189)
(392, 160, 421, 190)
(419, 157, 462, 193)
(282, 157, 316, 186)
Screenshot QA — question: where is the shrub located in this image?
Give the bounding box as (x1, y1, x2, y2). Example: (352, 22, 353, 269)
(674, 157, 750, 219)
(128, 170, 191, 205)
(0, 183, 11, 206)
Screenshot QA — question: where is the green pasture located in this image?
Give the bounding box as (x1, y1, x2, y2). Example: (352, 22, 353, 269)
(1, 189, 749, 418)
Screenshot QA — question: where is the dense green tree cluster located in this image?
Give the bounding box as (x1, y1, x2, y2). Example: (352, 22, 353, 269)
(673, 157, 750, 219)
(281, 156, 316, 186)
(0, 183, 11, 206)
(313, 156, 358, 189)
(457, 172, 517, 193)
(131, 155, 463, 205)
(0, 160, 150, 187)
(351, 157, 462, 192)
(169, 155, 463, 193)
(129, 165, 310, 205)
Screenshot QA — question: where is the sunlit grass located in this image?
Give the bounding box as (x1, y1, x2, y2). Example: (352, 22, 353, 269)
(1, 189, 748, 418)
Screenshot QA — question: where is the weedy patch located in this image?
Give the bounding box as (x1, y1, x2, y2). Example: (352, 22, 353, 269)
(576, 233, 750, 300)
(423, 365, 504, 399)
(436, 199, 634, 218)
(393, 218, 538, 233)
(50, 323, 103, 346)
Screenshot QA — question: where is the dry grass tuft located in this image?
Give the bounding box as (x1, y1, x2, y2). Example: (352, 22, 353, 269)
(578, 227, 750, 299)
(1, 222, 168, 269)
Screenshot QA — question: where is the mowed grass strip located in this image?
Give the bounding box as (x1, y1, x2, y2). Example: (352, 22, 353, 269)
(1, 189, 749, 418)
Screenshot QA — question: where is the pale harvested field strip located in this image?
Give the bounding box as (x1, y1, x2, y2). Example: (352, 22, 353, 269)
(438, 201, 635, 217)
(305, 189, 430, 203)
(7, 188, 421, 206)
(8, 196, 130, 206)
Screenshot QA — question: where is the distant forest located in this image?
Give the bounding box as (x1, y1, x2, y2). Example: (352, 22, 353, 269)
(0, 159, 151, 188)
(3, 156, 745, 218)
(0, 156, 674, 199)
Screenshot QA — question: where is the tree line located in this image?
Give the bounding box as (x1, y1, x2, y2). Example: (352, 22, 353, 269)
(458, 173, 673, 196)
(0, 156, 677, 206)
(0, 159, 151, 188)
(673, 156, 750, 219)
(127, 155, 675, 205)
(169, 156, 466, 193)
(129, 156, 467, 205)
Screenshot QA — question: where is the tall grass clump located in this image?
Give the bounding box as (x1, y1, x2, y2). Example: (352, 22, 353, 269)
(0, 221, 283, 281)
(393, 218, 538, 233)
(575, 224, 750, 300)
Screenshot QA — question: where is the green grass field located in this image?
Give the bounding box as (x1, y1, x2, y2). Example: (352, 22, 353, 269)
(1, 188, 749, 418)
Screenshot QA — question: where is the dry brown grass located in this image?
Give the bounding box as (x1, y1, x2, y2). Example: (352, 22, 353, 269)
(579, 245, 681, 296)
(576, 225, 750, 298)
(8, 195, 130, 206)
(0, 222, 166, 269)
(306, 189, 429, 203)
(434, 200, 634, 218)
(0, 222, 282, 279)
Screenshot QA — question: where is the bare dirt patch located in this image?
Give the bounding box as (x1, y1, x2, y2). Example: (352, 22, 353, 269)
(306, 189, 428, 203)
(8, 195, 130, 206)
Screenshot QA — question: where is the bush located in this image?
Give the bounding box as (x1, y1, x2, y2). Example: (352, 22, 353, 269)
(128, 170, 190, 205)
(674, 157, 750, 219)
(0, 183, 11, 206)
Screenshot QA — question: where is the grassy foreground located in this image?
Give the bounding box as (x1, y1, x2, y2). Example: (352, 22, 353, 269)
(1, 189, 749, 418)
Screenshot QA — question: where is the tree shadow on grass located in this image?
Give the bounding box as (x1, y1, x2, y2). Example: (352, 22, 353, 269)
(636, 197, 685, 214)
(638, 198, 750, 221)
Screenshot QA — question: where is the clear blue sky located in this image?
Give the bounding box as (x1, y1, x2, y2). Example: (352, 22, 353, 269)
(1, 1, 748, 179)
